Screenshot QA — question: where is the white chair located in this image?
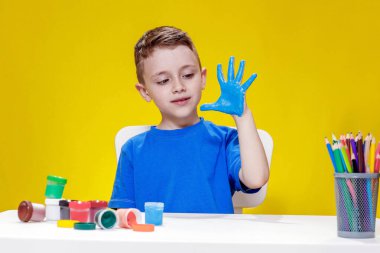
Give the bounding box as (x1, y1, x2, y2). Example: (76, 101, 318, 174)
(115, 125, 273, 213)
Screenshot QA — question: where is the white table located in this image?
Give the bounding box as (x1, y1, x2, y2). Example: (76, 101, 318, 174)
(1, 210, 379, 253)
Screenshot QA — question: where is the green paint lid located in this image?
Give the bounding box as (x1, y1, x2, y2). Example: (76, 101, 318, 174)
(47, 175, 67, 185)
(74, 222, 96, 230)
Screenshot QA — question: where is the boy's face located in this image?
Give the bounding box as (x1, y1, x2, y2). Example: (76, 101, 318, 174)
(136, 45, 206, 122)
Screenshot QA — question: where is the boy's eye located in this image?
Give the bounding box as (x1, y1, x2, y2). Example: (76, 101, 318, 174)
(183, 73, 194, 79)
(157, 79, 169, 85)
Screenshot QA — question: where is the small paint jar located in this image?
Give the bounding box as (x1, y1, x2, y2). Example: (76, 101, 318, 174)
(45, 198, 62, 221)
(116, 208, 142, 228)
(18, 200, 45, 222)
(95, 209, 118, 229)
(144, 202, 164, 226)
(59, 200, 71, 220)
(45, 175, 67, 199)
(69, 201, 90, 222)
(89, 200, 108, 222)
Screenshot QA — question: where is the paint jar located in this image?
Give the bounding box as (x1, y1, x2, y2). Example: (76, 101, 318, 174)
(69, 201, 90, 222)
(95, 209, 118, 229)
(18, 200, 45, 222)
(45, 198, 62, 221)
(144, 202, 164, 226)
(116, 208, 142, 228)
(45, 175, 67, 199)
(59, 200, 72, 220)
(89, 200, 108, 222)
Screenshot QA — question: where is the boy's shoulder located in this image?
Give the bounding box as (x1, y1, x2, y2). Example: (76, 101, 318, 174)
(202, 119, 237, 137)
(120, 129, 150, 153)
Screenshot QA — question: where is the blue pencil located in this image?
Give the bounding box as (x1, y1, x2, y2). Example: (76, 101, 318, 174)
(325, 137, 337, 172)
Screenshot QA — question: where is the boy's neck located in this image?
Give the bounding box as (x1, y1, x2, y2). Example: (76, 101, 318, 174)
(157, 114, 200, 130)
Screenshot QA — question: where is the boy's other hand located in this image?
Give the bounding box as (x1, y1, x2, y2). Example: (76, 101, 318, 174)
(200, 56, 257, 117)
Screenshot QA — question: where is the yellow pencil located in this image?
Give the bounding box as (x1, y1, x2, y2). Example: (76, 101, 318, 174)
(370, 137, 376, 173)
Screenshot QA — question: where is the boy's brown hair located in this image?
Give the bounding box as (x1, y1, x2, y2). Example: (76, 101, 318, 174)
(134, 26, 202, 84)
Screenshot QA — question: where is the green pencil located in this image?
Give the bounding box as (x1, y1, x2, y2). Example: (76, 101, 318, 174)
(333, 143, 345, 173)
(340, 142, 353, 173)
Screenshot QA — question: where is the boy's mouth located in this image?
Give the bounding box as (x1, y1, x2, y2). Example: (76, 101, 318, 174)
(171, 97, 191, 105)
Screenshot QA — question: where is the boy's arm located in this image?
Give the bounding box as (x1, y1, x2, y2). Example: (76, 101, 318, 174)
(201, 56, 269, 189)
(108, 145, 137, 209)
(234, 103, 269, 189)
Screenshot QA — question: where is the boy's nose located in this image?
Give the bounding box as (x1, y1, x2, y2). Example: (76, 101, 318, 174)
(171, 79, 186, 94)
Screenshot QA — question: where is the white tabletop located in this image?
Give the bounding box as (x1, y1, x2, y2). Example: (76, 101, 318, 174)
(1, 210, 379, 253)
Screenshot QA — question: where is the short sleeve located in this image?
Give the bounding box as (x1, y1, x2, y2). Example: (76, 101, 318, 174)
(108, 141, 136, 208)
(226, 128, 261, 194)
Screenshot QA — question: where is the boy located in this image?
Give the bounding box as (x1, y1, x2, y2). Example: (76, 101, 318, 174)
(109, 26, 269, 213)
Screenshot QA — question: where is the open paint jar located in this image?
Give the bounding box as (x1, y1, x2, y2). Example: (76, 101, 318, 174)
(116, 208, 142, 228)
(95, 209, 118, 229)
(18, 200, 45, 222)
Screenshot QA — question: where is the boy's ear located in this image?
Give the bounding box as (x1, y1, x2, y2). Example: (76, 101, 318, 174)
(201, 67, 207, 90)
(135, 83, 152, 102)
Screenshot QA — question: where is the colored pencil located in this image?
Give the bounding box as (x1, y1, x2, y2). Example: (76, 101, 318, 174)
(340, 142, 353, 173)
(333, 143, 345, 173)
(325, 137, 337, 172)
(351, 148, 358, 173)
(332, 134, 339, 144)
(357, 133, 364, 173)
(341, 135, 351, 166)
(374, 142, 380, 173)
(375, 154, 380, 173)
(364, 134, 371, 173)
(350, 134, 359, 163)
(346, 133, 351, 161)
(370, 137, 376, 173)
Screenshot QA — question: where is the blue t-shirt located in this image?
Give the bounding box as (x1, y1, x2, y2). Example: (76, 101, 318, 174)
(109, 118, 260, 213)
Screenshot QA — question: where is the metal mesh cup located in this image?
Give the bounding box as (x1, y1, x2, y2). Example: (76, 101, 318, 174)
(334, 173, 380, 238)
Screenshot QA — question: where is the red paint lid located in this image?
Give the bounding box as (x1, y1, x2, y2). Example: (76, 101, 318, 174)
(89, 200, 108, 208)
(18, 200, 33, 222)
(69, 201, 90, 209)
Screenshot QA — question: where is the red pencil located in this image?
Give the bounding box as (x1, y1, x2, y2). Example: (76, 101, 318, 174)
(375, 142, 380, 173)
(357, 133, 364, 173)
(346, 133, 351, 161)
(375, 154, 380, 173)
(341, 135, 351, 166)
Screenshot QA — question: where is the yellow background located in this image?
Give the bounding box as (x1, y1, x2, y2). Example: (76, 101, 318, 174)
(1, 0, 379, 215)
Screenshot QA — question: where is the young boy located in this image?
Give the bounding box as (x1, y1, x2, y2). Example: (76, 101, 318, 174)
(108, 26, 269, 214)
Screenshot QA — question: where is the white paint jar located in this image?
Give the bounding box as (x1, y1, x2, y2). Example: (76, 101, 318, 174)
(45, 198, 61, 221)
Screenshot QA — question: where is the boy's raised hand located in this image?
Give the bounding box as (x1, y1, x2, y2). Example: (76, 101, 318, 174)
(200, 56, 257, 117)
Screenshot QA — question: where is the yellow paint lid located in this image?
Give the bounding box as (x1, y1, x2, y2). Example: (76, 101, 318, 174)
(57, 220, 79, 228)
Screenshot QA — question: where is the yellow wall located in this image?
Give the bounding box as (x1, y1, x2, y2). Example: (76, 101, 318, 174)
(1, 0, 379, 215)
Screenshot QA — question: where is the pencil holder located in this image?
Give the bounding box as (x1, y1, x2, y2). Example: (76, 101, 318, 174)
(334, 173, 379, 238)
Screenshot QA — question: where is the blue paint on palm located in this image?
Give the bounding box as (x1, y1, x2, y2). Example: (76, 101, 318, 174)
(200, 56, 257, 117)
